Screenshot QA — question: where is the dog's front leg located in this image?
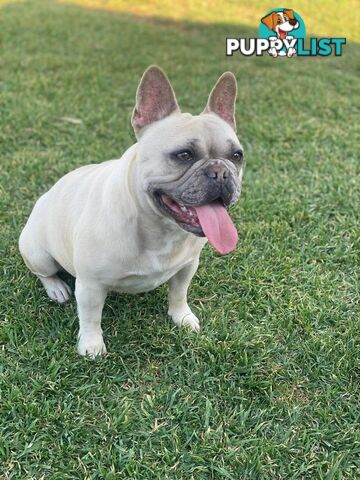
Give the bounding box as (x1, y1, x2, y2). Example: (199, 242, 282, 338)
(76, 279, 107, 357)
(167, 258, 200, 332)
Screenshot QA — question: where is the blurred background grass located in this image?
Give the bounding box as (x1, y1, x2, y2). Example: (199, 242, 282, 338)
(63, 0, 358, 40)
(0, 0, 358, 39)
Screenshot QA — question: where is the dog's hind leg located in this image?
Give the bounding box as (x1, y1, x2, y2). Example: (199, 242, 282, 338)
(38, 275, 72, 304)
(19, 226, 72, 304)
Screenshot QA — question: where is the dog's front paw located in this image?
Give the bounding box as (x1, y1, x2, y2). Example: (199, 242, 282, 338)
(77, 333, 107, 358)
(287, 47, 297, 57)
(269, 47, 278, 57)
(169, 308, 200, 332)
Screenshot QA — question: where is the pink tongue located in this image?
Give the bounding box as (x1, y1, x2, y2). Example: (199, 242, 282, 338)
(194, 202, 238, 255)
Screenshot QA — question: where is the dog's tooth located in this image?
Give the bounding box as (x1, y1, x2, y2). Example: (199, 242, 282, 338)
(180, 205, 187, 212)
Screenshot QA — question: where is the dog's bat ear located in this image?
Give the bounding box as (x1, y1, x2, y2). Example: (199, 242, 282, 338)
(261, 11, 276, 30)
(283, 8, 295, 20)
(203, 72, 237, 131)
(132, 65, 180, 138)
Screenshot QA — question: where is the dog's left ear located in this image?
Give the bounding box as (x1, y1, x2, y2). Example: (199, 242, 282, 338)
(203, 72, 237, 131)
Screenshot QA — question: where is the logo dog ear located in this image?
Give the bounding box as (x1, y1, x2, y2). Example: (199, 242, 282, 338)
(261, 11, 277, 31)
(283, 9, 295, 20)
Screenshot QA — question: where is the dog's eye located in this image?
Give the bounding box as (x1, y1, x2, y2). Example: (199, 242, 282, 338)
(284, 15, 289, 21)
(277, 18, 282, 24)
(176, 150, 193, 161)
(232, 151, 243, 162)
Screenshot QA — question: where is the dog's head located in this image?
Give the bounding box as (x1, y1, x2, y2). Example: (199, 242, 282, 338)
(261, 9, 299, 39)
(131, 66, 244, 254)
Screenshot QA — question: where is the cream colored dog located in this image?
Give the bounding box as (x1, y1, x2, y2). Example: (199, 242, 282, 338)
(19, 66, 245, 357)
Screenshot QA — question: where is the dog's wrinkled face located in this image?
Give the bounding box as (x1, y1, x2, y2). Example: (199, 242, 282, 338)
(131, 66, 244, 254)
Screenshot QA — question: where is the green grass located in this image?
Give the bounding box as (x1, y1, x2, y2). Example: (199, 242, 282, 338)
(0, 1, 359, 478)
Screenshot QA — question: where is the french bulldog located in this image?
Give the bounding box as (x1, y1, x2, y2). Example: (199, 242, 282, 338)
(19, 66, 245, 357)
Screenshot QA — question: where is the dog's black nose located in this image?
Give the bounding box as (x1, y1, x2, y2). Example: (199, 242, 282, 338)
(205, 162, 229, 180)
(289, 18, 297, 26)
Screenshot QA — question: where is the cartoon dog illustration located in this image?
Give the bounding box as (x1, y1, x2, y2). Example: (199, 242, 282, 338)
(261, 9, 299, 57)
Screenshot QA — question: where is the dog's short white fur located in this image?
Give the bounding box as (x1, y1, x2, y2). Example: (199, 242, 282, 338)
(19, 66, 243, 357)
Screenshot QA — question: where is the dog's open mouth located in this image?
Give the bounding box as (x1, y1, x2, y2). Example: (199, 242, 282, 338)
(156, 193, 238, 255)
(278, 28, 287, 39)
(161, 194, 202, 230)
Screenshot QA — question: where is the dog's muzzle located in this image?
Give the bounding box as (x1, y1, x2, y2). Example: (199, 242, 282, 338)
(148, 158, 242, 254)
(175, 159, 239, 207)
(201, 160, 235, 205)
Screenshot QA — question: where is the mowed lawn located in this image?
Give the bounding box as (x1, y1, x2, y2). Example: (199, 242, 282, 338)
(0, 1, 359, 478)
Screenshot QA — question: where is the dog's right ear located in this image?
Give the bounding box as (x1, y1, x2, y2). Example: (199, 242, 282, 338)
(131, 66, 180, 138)
(261, 11, 277, 31)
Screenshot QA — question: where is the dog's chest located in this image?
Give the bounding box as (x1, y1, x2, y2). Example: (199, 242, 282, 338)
(105, 237, 205, 294)
(113, 265, 183, 294)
